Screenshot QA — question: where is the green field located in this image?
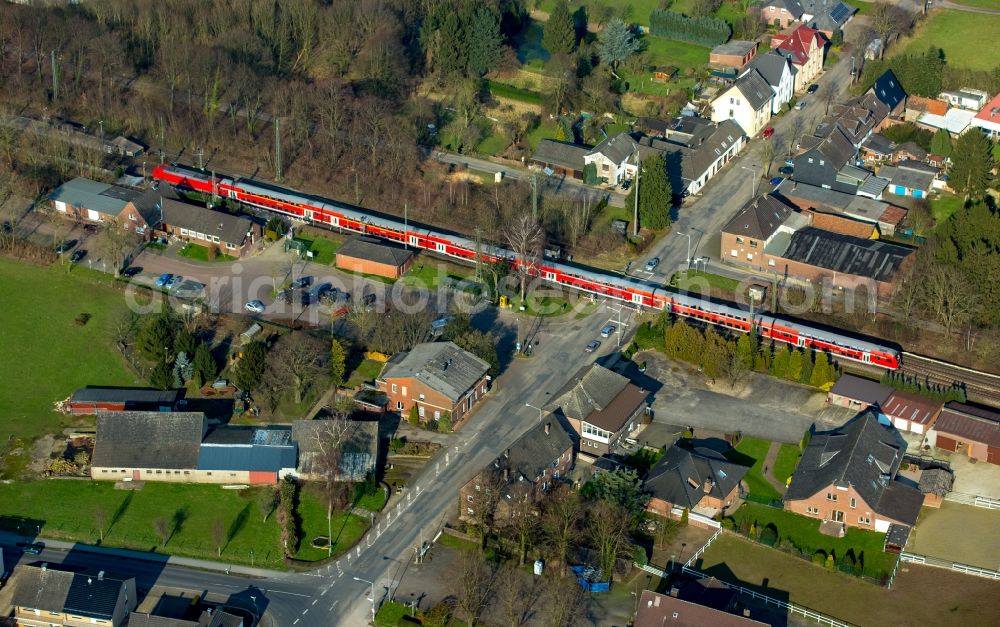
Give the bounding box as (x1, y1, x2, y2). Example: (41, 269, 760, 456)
(398, 262, 473, 291)
(304, 236, 341, 265)
(950, 0, 1000, 8)
(644, 35, 710, 71)
(930, 194, 965, 225)
(487, 80, 544, 106)
(536, 0, 664, 26)
(897, 9, 1000, 70)
(346, 359, 385, 389)
(177, 244, 236, 263)
(294, 485, 371, 561)
(671, 270, 740, 294)
(730, 502, 897, 577)
(525, 120, 562, 150)
(0, 260, 142, 466)
(771, 443, 800, 485)
(724, 437, 783, 503)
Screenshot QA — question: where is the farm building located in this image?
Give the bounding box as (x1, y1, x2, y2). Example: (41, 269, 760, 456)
(335, 236, 414, 279)
(67, 387, 182, 415)
(931, 403, 1000, 465)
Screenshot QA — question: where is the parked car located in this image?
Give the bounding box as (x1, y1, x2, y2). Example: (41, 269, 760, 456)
(276, 289, 292, 303)
(69, 249, 86, 263)
(302, 282, 332, 305)
(807, 83, 819, 94)
(290, 276, 313, 289)
(600, 324, 616, 338)
(83, 224, 99, 234)
(23, 543, 43, 555)
(644, 257, 660, 272)
(794, 100, 806, 110)
(769, 176, 783, 186)
(431, 315, 453, 335)
(762, 127, 775, 139)
(362, 293, 377, 310)
(320, 288, 350, 305)
(122, 266, 142, 278)
(164, 275, 182, 290)
(584, 340, 601, 353)
(244, 300, 266, 314)
(779, 166, 794, 175)
(155, 273, 173, 287)
(784, 158, 794, 166)
(54, 239, 77, 254)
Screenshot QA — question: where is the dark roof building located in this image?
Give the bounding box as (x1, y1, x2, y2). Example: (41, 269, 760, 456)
(551, 364, 649, 434)
(781, 227, 912, 282)
(878, 161, 938, 195)
(160, 197, 255, 248)
(293, 418, 379, 481)
(588, 132, 640, 165)
(92, 411, 206, 470)
(793, 125, 857, 192)
(644, 445, 749, 510)
(827, 374, 893, 409)
(869, 69, 906, 115)
(494, 419, 575, 499)
(745, 51, 797, 90)
(531, 139, 591, 175)
(49, 178, 140, 219)
(785, 410, 924, 528)
(634, 589, 769, 627)
(128, 609, 244, 627)
(721, 194, 796, 241)
(933, 402, 1000, 465)
(733, 70, 775, 112)
(68, 387, 182, 415)
(638, 119, 747, 194)
(10, 563, 137, 626)
(800, 0, 856, 33)
(336, 236, 413, 267)
(198, 426, 297, 473)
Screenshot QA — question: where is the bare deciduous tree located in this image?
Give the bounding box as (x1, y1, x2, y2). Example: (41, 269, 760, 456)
(508, 492, 540, 566)
(542, 574, 586, 627)
(212, 517, 225, 556)
(455, 550, 498, 626)
(270, 332, 329, 404)
(496, 563, 541, 627)
(760, 137, 776, 178)
(541, 484, 582, 577)
(588, 500, 631, 580)
(153, 517, 169, 546)
(94, 505, 106, 542)
(504, 212, 544, 301)
(100, 216, 140, 276)
(921, 263, 978, 336)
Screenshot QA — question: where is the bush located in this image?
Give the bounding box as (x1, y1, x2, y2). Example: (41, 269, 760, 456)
(74, 313, 91, 326)
(649, 9, 731, 46)
(390, 437, 406, 452)
(408, 405, 420, 426)
(426, 419, 439, 432)
(825, 553, 836, 571)
(812, 550, 827, 566)
(632, 545, 648, 567)
(680, 508, 689, 525)
(760, 523, 778, 546)
(206, 245, 218, 260)
(438, 411, 452, 433)
(721, 517, 735, 530)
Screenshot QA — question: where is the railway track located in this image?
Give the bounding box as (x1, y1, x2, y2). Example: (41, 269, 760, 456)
(901, 352, 1000, 407)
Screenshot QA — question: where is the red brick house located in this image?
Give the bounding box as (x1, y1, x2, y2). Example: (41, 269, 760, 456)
(709, 40, 759, 70)
(459, 419, 574, 527)
(931, 402, 1000, 465)
(549, 364, 650, 457)
(335, 236, 414, 279)
(784, 411, 924, 534)
(376, 342, 490, 424)
(644, 444, 748, 520)
(761, 0, 804, 28)
(49, 178, 162, 239)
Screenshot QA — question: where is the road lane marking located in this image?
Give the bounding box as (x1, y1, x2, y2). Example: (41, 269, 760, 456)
(293, 619, 299, 625)
(312, 599, 318, 606)
(330, 600, 339, 610)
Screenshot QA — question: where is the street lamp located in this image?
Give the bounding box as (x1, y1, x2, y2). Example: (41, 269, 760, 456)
(354, 576, 376, 624)
(525, 402, 543, 422)
(675, 231, 692, 267)
(741, 165, 758, 197)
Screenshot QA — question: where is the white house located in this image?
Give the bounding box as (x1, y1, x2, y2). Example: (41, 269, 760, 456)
(971, 93, 1000, 139)
(583, 133, 641, 186)
(772, 24, 826, 92)
(742, 51, 796, 114)
(711, 70, 774, 137)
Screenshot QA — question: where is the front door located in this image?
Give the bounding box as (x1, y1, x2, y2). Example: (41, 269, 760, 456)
(832, 510, 844, 522)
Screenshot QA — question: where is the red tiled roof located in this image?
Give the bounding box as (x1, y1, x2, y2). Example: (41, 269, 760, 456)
(907, 96, 949, 116)
(773, 25, 821, 66)
(935, 404, 1000, 448)
(807, 210, 879, 239)
(879, 205, 908, 226)
(882, 390, 942, 426)
(975, 93, 1000, 124)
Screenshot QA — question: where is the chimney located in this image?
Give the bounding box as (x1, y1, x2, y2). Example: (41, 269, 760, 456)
(505, 448, 510, 458)
(544, 422, 551, 435)
(669, 586, 680, 598)
(744, 609, 752, 617)
(703, 478, 714, 493)
(502, 468, 509, 482)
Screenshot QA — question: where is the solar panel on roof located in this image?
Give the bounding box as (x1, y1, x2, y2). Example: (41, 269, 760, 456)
(831, 3, 850, 22)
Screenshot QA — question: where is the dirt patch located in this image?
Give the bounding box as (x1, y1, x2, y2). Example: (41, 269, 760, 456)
(909, 502, 1000, 569)
(26, 434, 58, 476)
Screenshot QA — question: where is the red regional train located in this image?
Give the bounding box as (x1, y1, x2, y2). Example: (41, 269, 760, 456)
(152, 163, 901, 369)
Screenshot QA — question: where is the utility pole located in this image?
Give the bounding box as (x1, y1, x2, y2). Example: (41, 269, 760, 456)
(632, 149, 640, 237)
(274, 117, 282, 182)
(196, 146, 204, 171)
(530, 174, 538, 221)
(211, 170, 218, 206)
(403, 203, 409, 249)
(474, 226, 483, 282)
(50, 50, 58, 102)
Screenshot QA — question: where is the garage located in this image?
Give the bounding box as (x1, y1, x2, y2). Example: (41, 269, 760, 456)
(935, 434, 960, 452)
(932, 403, 1000, 466)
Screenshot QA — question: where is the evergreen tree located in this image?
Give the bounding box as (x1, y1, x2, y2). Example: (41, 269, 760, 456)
(174, 328, 197, 356)
(701, 327, 728, 379)
(438, 411, 453, 432)
(543, 0, 576, 55)
(150, 360, 173, 390)
(771, 344, 791, 378)
(136, 313, 176, 363)
(787, 349, 804, 382)
(330, 338, 346, 388)
(234, 341, 268, 392)
(597, 18, 641, 78)
(930, 129, 952, 158)
(949, 129, 994, 200)
(192, 342, 217, 387)
(437, 11, 468, 78)
(736, 333, 756, 371)
(810, 352, 833, 387)
(408, 404, 420, 426)
(799, 350, 814, 385)
(466, 5, 504, 77)
(625, 153, 672, 231)
(172, 352, 193, 387)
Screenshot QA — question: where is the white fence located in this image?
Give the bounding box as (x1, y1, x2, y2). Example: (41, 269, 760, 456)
(685, 528, 722, 567)
(669, 506, 722, 529)
(682, 565, 854, 627)
(943, 491, 1000, 509)
(900, 551, 1000, 580)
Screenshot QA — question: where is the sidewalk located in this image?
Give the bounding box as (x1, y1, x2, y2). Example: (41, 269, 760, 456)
(761, 441, 788, 496)
(0, 531, 287, 579)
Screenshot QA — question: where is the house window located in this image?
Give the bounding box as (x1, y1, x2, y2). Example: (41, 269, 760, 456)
(418, 406, 425, 418)
(747, 253, 753, 261)
(750, 240, 757, 248)
(227, 242, 237, 250)
(419, 393, 425, 401)
(434, 410, 441, 420)
(819, 159, 825, 166)
(467, 495, 474, 502)
(396, 401, 403, 410)
(826, 493, 838, 501)
(768, 259, 776, 267)
(850, 497, 857, 509)
(475, 484, 480, 491)
(808, 158, 814, 164)
(391, 384, 397, 393)
(736, 236, 744, 244)
(467, 507, 474, 515)
(402, 386, 408, 397)
(731, 249, 738, 257)
(859, 516, 870, 525)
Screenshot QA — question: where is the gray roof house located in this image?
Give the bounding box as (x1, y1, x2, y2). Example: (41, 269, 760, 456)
(92, 411, 207, 470)
(531, 139, 591, 177)
(160, 197, 256, 250)
(785, 410, 924, 529)
(878, 160, 938, 197)
(493, 419, 575, 500)
(379, 342, 490, 402)
(800, 0, 856, 33)
(49, 177, 140, 220)
(828, 373, 894, 409)
(550, 363, 650, 455)
(721, 194, 796, 241)
(733, 70, 775, 113)
(336, 236, 414, 267)
(198, 426, 298, 474)
(588, 132, 641, 166)
(743, 51, 796, 114)
(293, 418, 380, 481)
(781, 227, 912, 282)
(644, 445, 749, 512)
(9, 563, 137, 626)
(128, 609, 244, 627)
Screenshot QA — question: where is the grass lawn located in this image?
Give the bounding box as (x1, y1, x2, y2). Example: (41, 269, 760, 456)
(670, 270, 739, 294)
(374, 601, 410, 627)
(950, 0, 1000, 7)
(398, 262, 473, 291)
(354, 488, 387, 513)
(0, 260, 143, 473)
(346, 358, 385, 389)
(437, 532, 479, 552)
(476, 132, 509, 157)
(511, 292, 575, 317)
(0, 480, 289, 567)
(771, 444, 800, 485)
(487, 80, 544, 106)
(177, 244, 236, 263)
(643, 35, 710, 71)
(852, 0, 874, 14)
(293, 485, 371, 562)
(303, 236, 341, 265)
(724, 437, 783, 503)
(536, 0, 663, 26)
(896, 9, 1000, 70)
(698, 534, 1000, 626)
(526, 120, 561, 151)
(729, 503, 897, 577)
(930, 194, 964, 225)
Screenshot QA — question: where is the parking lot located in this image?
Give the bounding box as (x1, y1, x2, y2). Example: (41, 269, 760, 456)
(641, 351, 855, 445)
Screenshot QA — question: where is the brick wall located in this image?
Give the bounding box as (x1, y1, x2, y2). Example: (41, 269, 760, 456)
(784, 484, 902, 531)
(379, 374, 488, 423)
